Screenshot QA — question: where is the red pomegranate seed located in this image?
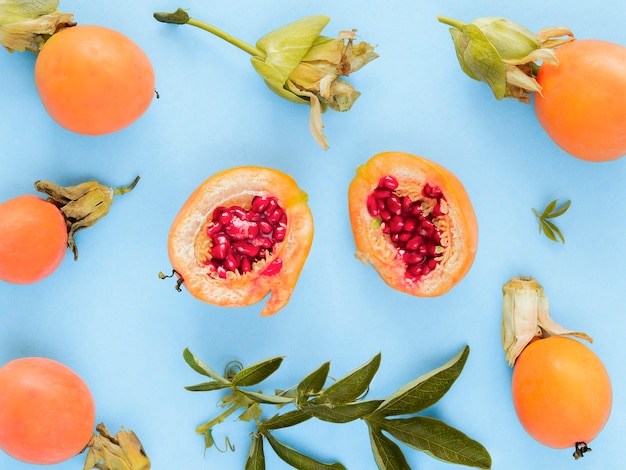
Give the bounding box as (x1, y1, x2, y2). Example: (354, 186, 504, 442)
(367, 175, 447, 281)
(204, 195, 289, 276)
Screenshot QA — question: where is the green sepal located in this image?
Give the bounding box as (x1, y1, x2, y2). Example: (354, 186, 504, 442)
(251, 15, 329, 103)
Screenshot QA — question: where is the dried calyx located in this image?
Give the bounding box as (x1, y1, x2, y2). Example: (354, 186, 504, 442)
(502, 276, 591, 365)
(34, 176, 140, 259)
(83, 423, 151, 470)
(154, 9, 378, 149)
(438, 16, 574, 103)
(0, 0, 75, 53)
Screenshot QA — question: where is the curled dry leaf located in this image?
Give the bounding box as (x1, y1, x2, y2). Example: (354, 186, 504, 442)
(502, 276, 592, 365)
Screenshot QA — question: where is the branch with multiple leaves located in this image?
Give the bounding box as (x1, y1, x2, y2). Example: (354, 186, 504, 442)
(183, 346, 492, 469)
(532, 199, 571, 243)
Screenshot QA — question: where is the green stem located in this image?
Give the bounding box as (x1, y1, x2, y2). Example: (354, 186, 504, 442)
(113, 175, 141, 196)
(186, 17, 265, 57)
(437, 16, 466, 30)
(196, 404, 240, 435)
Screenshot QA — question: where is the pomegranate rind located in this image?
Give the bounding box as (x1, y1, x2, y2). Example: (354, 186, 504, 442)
(168, 166, 314, 316)
(0, 195, 68, 284)
(348, 151, 478, 297)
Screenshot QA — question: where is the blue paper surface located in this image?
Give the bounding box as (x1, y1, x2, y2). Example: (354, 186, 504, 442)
(0, 1, 625, 469)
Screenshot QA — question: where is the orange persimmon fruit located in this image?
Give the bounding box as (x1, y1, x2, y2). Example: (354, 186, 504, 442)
(512, 336, 612, 451)
(534, 39, 626, 162)
(34, 25, 155, 135)
(348, 151, 478, 296)
(0, 195, 67, 284)
(0, 357, 96, 465)
(167, 166, 314, 316)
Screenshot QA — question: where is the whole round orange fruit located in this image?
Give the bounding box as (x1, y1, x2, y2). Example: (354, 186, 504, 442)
(512, 336, 612, 452)
(34, 25, 155, 135)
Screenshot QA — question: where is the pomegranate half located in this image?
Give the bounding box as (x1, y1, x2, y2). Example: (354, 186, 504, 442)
(167, 166, 314, 316)
(348, 151, 478, 296)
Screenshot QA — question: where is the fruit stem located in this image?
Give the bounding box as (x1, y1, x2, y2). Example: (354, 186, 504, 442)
(196, 403, 240, 435)
(113, 175, 141, 196)
(187, 17, 264, 57)
(573, 441, 592, 460)
(436, 16, 466, 30)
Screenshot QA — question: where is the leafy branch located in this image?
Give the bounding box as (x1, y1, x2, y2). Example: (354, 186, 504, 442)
(182, 346, 492, 469)
(532, 199, 571, 243)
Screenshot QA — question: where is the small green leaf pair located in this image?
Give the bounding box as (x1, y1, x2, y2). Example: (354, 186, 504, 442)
(532, 199, 571, 243)
(183, 345, 492, 469)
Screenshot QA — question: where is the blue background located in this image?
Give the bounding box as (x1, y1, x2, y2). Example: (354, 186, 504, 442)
(1, 1, 625, 469)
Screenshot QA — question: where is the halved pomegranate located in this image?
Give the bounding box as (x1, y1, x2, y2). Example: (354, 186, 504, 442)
(167, 166, 314, 316)
(348, 151, 478, 296)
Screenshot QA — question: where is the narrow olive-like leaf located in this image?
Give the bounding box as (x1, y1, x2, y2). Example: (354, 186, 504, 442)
(371, 345, 469, 418)
(263, 432, 346, 470)
(367, 424, 411, 470)
(232, 357, 284, 387)
(539, 220, 558, 242)
(297, 361, 330, 405)
(381, 416, 492, 469)
(245, 433, 265, 470)
(183, 348, 229, 383)
(261, 409, 312, 430)
(544, 199, 570, 218)
(543, 219, 564, 243)
(312, 353, 381, 406)
(239, 389, 294, 405)
(541, 199, 558, 217)
(185, 381, 231, 392)
(304, 400, 383, 424)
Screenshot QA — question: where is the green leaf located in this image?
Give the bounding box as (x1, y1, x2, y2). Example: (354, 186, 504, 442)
(185, 381, 231, 392)
(304, 400, 384, 424)
(183, 348, 229, 383)
(368, 424, 411, 470)
(263, 432, 346, 470)
(312, 353, 381, 406)
(533, 199, 570, 243)
(261, 409, 312, 430)
(297, 361, 330, 405)
(380, 416, 492, 469)
(232, 357, 284, 387)
(371, 345, 469, 418)
(544, 199, 571, 218)
(239, 389, 294, 405)
(245, 433, 266, 470)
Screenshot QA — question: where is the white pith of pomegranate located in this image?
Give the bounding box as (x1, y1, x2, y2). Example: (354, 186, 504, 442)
(366, 175, 448, 282)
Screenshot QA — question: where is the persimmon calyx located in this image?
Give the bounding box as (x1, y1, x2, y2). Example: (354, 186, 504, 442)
(34, 176, 140, 260)
(438, 15, 574, 103)
(0, 0, 75, 53)
(501, 276, 592, 365)
(83, 423, 151, 470)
